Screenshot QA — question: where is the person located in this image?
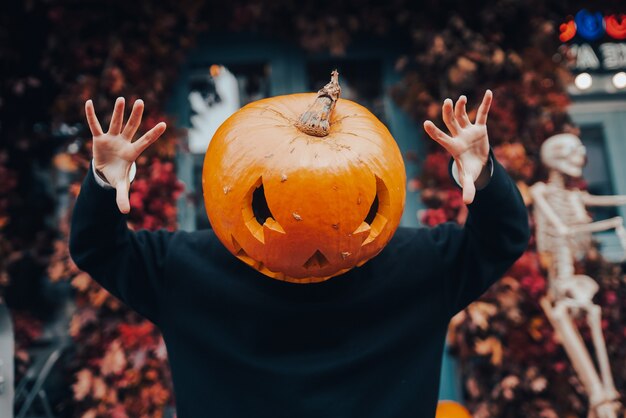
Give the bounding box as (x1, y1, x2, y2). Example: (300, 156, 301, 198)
(69, 92, 530, 418)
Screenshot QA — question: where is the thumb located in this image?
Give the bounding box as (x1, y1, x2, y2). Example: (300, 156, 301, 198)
(461, 170, 476, 205)
(115, 180, 131, 214)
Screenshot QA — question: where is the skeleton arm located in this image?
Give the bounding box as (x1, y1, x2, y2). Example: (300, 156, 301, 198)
(530, 183, 570, 236)
(568, 194, 626, 254)
(568, 217, 624, 234)
(581, 192, 626, 207)
(532, 185, 622, 235)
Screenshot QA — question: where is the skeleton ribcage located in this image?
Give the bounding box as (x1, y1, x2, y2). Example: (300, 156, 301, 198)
(534, 185, 593, 261)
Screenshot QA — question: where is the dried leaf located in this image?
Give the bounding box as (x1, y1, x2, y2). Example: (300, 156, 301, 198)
(101, 340, 127, 376)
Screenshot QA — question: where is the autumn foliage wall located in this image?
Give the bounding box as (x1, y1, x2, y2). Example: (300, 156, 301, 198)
(1, 0, 624, 417)
(2, 1, 202, 415)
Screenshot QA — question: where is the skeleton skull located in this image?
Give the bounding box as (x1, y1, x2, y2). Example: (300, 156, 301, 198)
(540, 133, 587, 178)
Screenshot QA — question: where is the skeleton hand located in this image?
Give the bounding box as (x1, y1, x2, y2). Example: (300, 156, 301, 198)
(423, 90, 493, 204)
(85, 98, 167, 214)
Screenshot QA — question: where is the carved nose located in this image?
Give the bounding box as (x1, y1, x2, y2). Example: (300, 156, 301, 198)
(303, 250, 330, 269)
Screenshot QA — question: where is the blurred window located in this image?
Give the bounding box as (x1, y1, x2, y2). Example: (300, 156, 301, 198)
(579, 124, 618, 221)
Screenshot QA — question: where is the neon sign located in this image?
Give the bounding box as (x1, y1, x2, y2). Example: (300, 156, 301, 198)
(565, 43, 626, 71)
(606, 15, 626, 40)
(560, 10, 626, 42)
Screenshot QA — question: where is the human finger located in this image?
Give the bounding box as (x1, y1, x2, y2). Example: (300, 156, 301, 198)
(461, 168, 476, 204)
(132, 122, 167, 158)
(122, 99, 144, 139)
(115, 179, 131, 214)
(442, 98, 461, 137)
(108, 97, 125, 135)
(454, 95, 471, 127)
(423, 120, 454, 153)
(85, 100, 104, 136)
(475, 90, 493, 125)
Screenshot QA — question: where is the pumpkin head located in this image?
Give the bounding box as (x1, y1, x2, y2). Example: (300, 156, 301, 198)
(203, 71, 405, 283)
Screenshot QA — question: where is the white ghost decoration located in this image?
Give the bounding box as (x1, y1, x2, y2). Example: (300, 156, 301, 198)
(188, 65, 240, 154)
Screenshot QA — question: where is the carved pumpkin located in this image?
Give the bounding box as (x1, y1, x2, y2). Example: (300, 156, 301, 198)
(203, 71, 406, 283)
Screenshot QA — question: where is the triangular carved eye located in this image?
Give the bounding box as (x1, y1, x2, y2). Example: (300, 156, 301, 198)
(252, 183, 274, 225)
(364, 194, 379, 225)
(242, 177, 284, 244)
(303, 250, 330, 269)
(354, 176, 390, 246)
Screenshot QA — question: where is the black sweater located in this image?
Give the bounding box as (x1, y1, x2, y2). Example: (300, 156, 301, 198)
(69, 155, 529, 418)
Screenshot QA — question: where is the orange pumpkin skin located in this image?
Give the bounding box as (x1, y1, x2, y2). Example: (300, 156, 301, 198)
(203, 93, 406, 283)
(435, 401, 472, 418)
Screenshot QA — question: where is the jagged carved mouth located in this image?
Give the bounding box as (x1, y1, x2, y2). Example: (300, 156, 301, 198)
(237, 174, 390, 270)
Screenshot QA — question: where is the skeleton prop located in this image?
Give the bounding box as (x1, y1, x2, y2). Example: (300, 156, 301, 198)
(531, 133, 626, 418)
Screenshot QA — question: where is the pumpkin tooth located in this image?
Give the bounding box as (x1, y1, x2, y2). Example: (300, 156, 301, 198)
(263, 218, 285, 234)
(362, 214, 388, 246)
(231, 235, 242, 252)
(303, 250, 330, 269)
(353, 222, 371, 235)
(231, 236, 257, 267)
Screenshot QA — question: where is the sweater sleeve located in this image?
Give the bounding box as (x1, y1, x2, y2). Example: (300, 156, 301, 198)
(428, 151, 530, 318)
(69, 164, 174, 324)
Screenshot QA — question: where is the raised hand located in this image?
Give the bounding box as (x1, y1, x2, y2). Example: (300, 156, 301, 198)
(423, 90, 493, 205)
(85, 97, 166, 214)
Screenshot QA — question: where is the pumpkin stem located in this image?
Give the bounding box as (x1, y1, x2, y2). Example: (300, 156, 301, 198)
(295, 70, 341, 137)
